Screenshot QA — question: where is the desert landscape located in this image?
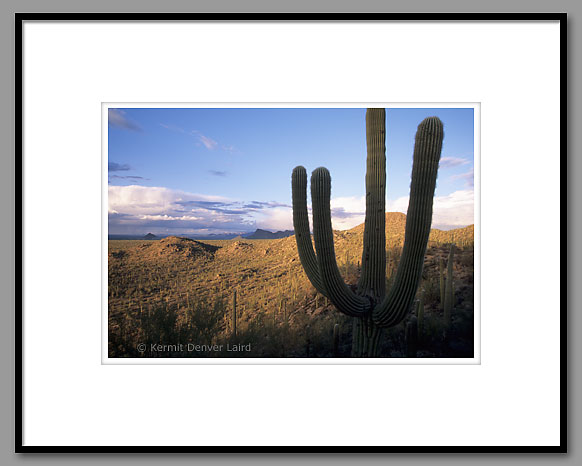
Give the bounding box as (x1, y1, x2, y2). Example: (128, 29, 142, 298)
(108, 212, 474, 358)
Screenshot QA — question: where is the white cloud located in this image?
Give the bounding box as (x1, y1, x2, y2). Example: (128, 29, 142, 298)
(108, 185, 287, 235)
(387, 189, 474, 230)
(254, 207, 294, 231)
(108, 185, 227, 217)
(320, 190, 474, 231)
(329, 196, 366, 230)
(108, 184, 474, 236)
(432, 189, 474, 229)
(386, 196, 409, 214)
(138, 214, 203, 221)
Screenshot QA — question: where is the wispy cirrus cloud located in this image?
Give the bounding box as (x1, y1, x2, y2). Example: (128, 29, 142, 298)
(193, 130, 219, 150)
(221, 144, 237, 153)
(108, 162, 132, 172)
(160, 124, 238, 153)
(439, 156, 470, 169)
(243, 201, 290, 209)
(192, 130, 239, 153)
(108, 109, 142, 132)
(450, 167, 474, 188)
(159, 123, 186, 133)
(108, 162, 151, 184)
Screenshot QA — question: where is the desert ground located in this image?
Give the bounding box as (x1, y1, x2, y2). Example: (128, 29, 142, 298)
(108, 212, 474, 358)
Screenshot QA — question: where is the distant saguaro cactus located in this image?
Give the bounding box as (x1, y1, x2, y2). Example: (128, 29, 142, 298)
(231, 290, 237, 336)
(443, 244, 455, 326)
(439, 257, 445, 309)
(292, 109, 443, 357)
(405, 316, 418, 358)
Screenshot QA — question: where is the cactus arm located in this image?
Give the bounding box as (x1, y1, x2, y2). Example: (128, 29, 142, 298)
(373, 117, 444, 328)
(311, 167, 371, 317)
(291, 166, 327, 296)
(358, 108, 387, 299)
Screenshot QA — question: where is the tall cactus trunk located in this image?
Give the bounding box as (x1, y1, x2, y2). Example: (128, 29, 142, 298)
(358, 109, 386, 300)
(353, 109, 386, 357)
(351, 316, 382, 357)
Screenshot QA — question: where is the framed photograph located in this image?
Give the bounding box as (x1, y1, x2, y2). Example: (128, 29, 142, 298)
(17, 13, 566, 452)
(104, 103, 479, 364)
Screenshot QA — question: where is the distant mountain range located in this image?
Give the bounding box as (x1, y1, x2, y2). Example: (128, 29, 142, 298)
(244, 229, 295, 239)
(108, 229, 295, 241)
(108, 217, 473, 243)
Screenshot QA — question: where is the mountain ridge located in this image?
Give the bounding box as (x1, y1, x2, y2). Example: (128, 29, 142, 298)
(108, 213, 473, 243)
(244, 228, 295, 240)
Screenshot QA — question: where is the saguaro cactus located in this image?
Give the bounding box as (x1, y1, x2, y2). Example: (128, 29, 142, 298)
(405, 316, 418, 358)
(443, 244, 455, 326)
(231, 290, 237, 336)
(439, 257, 445, 309)
(292, 109, 443, 357)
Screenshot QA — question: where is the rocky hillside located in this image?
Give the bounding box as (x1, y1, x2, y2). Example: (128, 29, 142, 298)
(347, 212, 473, 247)
(108, 212, 474, 358)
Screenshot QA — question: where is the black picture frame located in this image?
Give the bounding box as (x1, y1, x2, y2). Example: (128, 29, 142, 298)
(15, 12, 567, 454)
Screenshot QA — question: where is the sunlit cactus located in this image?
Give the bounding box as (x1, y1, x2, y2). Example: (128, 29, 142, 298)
(292, 108, 443, 357)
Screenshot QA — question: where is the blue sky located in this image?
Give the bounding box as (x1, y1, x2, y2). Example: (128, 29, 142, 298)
(108, 107, 474, 236)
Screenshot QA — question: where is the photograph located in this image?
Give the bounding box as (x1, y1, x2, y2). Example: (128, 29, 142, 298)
(106, 106, 476, 359)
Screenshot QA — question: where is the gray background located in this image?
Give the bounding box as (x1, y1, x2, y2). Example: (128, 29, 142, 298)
(2, 0, 578, 464)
